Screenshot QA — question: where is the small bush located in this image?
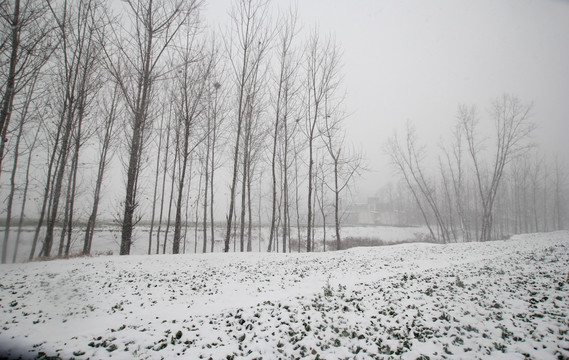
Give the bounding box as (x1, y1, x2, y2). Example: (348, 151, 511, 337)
(323, 278, 333, 297)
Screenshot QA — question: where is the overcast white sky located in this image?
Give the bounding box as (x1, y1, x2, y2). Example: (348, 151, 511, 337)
(205, 0, 569, 197)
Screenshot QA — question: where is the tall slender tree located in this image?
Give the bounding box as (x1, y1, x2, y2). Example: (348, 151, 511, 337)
(103, 0, 199, 255)
(83, 83, 120, 255)
(172, 33, 214, 254)
(303, 29, 340, 252)
(267, 7, 298, 252)
(0, 0, 53, 180)
(223, 0, 272, 252)
(321, 111, 363, 251)
(42, 0, 104, 257)
(2, 76, 37, 263)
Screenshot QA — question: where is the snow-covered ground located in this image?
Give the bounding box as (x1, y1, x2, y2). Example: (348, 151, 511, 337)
(1, 231, 568, 359)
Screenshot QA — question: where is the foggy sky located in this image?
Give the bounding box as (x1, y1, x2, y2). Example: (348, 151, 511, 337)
(205, 0, 569, 198)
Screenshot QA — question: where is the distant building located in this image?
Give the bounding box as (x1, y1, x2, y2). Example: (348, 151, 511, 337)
(343, 197, 416, 226)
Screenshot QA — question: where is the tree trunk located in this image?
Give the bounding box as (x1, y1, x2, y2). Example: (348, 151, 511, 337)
(163, 139, 179, 254)
(65, 162, 78, 256)
(210, 130, 216, 252)
(13, 127, 39, 262)
(258, 176, 262, 251)
(64, 106, 84, 257)
(294, 143, 302, 252)
(209, 86, 220, 252)
(156, 123, 172, 254)
(203, 124, 210, 253)
(183, 163, 193, 254)
(480, 209, 492, 242)
(43, 101, 75, 258)
(30, 117, 63, 260)
(83, 122, 111, 256)
(239, 114, 251, 252)
(247, 163, 253, 252)
(224, 109, 243, 253)
(0, 0, 21, 180)
(2, 123, 21, 262)
(194, 170, 203, 253)
(173, 127, 190, 254)
(334, 161, 341, 251)
(306, 135, 314, 252)
(120, 0, 154, 255)
(239, 149, 248, 252)
(2, 74, 33, 263)
(147, 113, 164, 255)
(268, 78, 283, 252)
(283, 155, 290, 253)
(58, 159, 74, 256)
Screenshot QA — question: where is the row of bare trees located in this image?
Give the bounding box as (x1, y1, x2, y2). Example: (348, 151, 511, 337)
(0, 0, 362, 262)
(220, 0, 363, 254)
(386, 94, 567, 243)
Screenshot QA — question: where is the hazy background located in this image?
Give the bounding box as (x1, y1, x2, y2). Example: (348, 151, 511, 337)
(15, 0, 567, 222)
(204, 0, 569, 200)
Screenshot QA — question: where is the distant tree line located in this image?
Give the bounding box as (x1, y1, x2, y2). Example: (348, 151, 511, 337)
(0, 0, 363, 263)
(385, 94, 568, 243)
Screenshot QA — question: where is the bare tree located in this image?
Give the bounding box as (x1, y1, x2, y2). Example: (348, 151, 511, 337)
(202, 74, 226, 253)
(440, 122, 472, 241)
(267, 7, 299, 252)
(171, 30, 213, 255)
(208, 79, 224, 252)
(29, 102, 62, 260)
(529, 151, 542, 232)
(458, 95, 535, 241)
(328, 143, 363, 249)
(155, 102, 175, 254)
(199, 40, 227, 254)
(0, 0, 53, 180)
(303, 29, 340, 252)
(83, 83, 120, 255)
(41, 0, 105, 258)
(194, 164, 203, 253)
(2, 75, 37, 263)
(1, 0, 54, 260)
(103, 0, 199, 255)
(147, 103, 166, 254)
(163, 123, 179, 254)
(552, 156, 567, 230)
(385, 124, 443, 242)
(60, 21, 106, 257)
(223, 0, 272, 252)
(238, 61, 269, 252)
(279, 80, 303, 252)
(12, 126, 40, 262)
(320, 100, 363, 250)
(293, 137, 303, 252)
(314, 153, 328, 251)
(202, 91, 212, 252)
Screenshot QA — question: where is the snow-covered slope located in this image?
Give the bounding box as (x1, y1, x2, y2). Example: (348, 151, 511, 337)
(1, 232, 568, 359)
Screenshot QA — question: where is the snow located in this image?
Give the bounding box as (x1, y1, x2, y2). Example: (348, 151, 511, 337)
(1, 231, 568, 359)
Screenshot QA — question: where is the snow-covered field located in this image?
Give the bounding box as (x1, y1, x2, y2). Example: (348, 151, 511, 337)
(1, 231, 568, 359)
